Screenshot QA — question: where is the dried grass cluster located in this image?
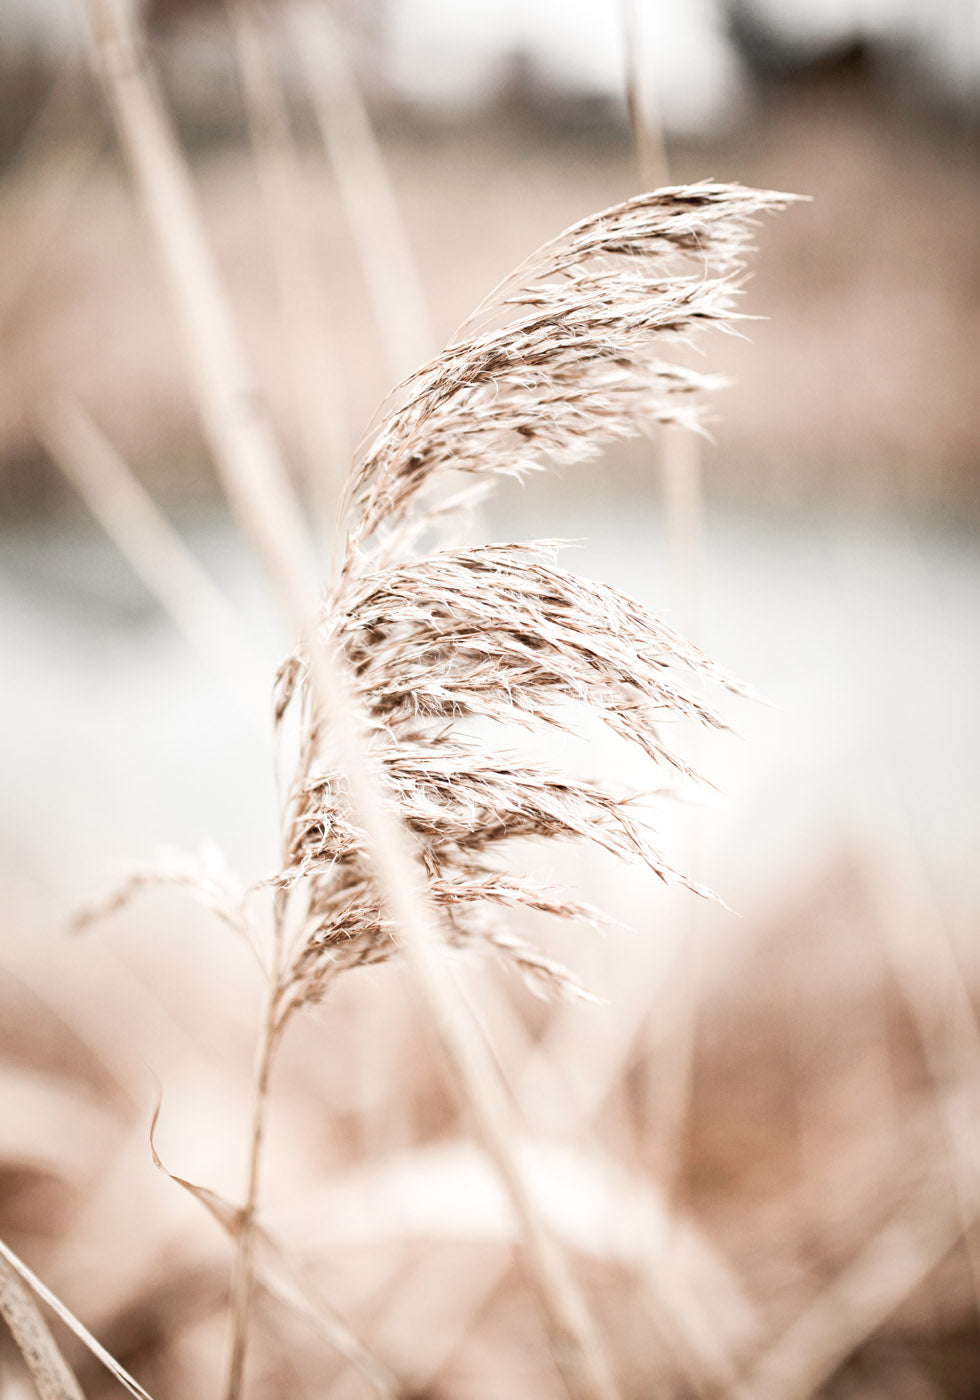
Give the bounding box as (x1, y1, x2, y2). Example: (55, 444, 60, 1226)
(270, 182, 791, 1016)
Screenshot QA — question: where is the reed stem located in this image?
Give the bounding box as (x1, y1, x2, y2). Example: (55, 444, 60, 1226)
(81, 4, 618, 1395)
(0, 1251, 86, 1400)
(222, 909, 286, 1400)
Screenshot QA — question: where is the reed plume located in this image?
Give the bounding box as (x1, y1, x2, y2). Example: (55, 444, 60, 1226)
(270, 181, 793, 1021)
(61, 169, 793, 1400)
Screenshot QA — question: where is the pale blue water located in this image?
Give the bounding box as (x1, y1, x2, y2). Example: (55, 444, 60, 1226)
(2, 494, 978, 931)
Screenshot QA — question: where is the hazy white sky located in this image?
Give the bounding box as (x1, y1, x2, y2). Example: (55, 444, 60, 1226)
(385, 0, 743, 133)
(3, 0, 977, 120)
(386, 0, 979, 129)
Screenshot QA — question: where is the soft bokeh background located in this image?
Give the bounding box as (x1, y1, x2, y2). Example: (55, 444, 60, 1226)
(2, 2, 979, 1397)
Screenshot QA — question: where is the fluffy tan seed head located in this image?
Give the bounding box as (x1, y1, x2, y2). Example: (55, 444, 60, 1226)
(275, 181, 795, 1009)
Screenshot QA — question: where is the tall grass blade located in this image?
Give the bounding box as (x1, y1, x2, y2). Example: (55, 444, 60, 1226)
(0, 1237, 153, 1400)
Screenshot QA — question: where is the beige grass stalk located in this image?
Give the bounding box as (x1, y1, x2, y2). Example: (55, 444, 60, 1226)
(734, 1183, 980, 1400)
(856, 806, 980, 1313)
(620, 0, 706, 1208)
(286, 2, 436, 384)
(34, 393, 265, 724)
(620, 0, 702, 638)
(387, 978, 756, 1396)
(0, 1251, 85, 1400)
(0, 1237, 154, 1400)
(226, 0, 352, 539)
(0, 65, 103, 331)
(80, 3, 619, 1399)
(621, 0, 669, 192)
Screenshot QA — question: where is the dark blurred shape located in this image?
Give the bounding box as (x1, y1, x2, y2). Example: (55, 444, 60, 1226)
(725, 0, 980, 123)
(486, 49, 622, 141)
(726, 0, 876, 88)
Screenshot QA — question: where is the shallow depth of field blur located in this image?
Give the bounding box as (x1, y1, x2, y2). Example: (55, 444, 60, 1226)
(2, 1, 980, 1396)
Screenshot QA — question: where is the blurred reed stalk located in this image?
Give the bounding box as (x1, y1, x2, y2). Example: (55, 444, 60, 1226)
(79, 2, 620, 1398)
(621, 0, 703, 641)
(286, 2, 435, 385)
(0, 63, 104, 333)
(34, 392, 266, 724)
(0, 1236, 154, 1400)
(857, 803, 980, 1310)
(0, 1249, 85, 1400)
(734, 1179, 980, 1400)
(225, 0, 353, 549)
(620, 0, 705, 1205)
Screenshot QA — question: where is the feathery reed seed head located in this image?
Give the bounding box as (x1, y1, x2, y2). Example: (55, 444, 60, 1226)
(274, 181, 794, 1011)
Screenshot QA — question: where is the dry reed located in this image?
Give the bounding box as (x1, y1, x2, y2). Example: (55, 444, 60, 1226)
(272, 182, 792, 1018)
(8, 26, 980, 1395)
(0, 1236, 154, 1400)
(67, 7, 795, 1396)
(80, 6, 735, 1395)
(0, 1248, 84, 1400)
